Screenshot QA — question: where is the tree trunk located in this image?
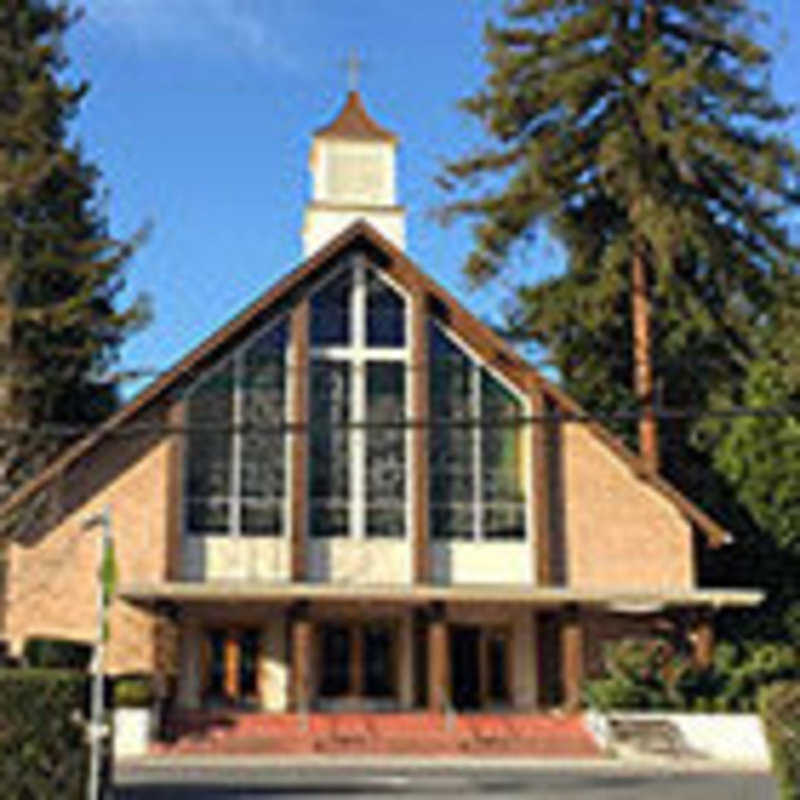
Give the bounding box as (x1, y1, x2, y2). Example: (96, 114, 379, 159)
(631, 242, 659, 473)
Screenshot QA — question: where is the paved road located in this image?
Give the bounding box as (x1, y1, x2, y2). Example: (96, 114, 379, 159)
(115, 763, 778, 799)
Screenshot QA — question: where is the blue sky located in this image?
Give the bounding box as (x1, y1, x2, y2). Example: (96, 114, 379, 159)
(65, 0, 799, 392)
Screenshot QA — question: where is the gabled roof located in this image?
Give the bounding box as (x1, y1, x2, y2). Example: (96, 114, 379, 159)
(314, 91, 397, 142)
(0, 220, 728, 547)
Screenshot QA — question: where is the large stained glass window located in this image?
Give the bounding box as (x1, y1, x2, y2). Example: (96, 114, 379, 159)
(185, 318, 288, 535)
(428, 322, 526, 540)
(308, 257, 409, 538)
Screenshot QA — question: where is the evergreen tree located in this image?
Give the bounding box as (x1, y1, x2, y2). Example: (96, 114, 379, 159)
(0, 0, 149, 500)
(440, 0, 800, 538)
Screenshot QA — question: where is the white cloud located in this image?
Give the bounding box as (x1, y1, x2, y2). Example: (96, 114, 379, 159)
(86, 0, 300, 70)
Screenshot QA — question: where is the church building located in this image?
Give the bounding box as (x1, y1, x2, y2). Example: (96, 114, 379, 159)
(0, 91, 760, 724)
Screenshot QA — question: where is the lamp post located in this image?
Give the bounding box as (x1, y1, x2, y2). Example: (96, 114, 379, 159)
(82, 506, 112, 800)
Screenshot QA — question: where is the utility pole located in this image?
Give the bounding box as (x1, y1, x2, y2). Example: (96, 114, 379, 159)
(83, 505, 112, 800)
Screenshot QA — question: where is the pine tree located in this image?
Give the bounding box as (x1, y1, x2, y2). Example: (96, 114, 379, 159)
(0, 1, 149, 501)
(440, 0, 800, 489)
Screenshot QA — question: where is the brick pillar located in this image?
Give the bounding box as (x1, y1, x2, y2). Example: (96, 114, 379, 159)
(427, 602, 448, 712)
(411, 287, 430, 582)
(691, 608, 715, 669)
(290, 300, 310, 581)
(560, 605, 584, 713)
(290, 602, 312, 712)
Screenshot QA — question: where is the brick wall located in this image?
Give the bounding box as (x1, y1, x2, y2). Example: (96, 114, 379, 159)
(5, 406, 173, 674)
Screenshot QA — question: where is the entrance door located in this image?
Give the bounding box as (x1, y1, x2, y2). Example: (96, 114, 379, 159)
(449, 625, 481, 710)
(318, 623, 352, 699)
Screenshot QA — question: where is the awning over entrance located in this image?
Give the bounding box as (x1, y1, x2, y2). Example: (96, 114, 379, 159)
(120, 580, 762, 611)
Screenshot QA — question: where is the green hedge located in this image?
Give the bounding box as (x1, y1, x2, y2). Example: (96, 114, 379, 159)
(584, 637, 800, 712)
(113, 674, 155, 708)
(23, 638, 93, 670)
(760, 682, 800, 800)
(0, 669, 89, 799)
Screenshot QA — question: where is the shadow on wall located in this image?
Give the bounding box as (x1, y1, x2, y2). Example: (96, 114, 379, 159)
(6, 402, 170, 549)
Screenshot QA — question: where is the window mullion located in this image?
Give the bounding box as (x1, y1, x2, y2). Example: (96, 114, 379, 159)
(231, 354, 243, 537)
(352, 260, 367, 539)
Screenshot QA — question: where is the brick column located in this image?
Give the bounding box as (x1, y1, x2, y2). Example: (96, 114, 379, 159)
(560, 605, 584, 713)
(290, 602, 312, 712)
(290, 300, 310, 581)
(411, 287, 430, 583)
(427, 602, 448, 712)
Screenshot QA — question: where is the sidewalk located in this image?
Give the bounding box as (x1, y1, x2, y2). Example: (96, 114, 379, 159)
(116, 752, 773, 775)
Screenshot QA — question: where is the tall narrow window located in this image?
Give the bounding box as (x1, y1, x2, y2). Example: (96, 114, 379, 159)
(310, 360, 351, 537)
(184, 317, 289, 536)
(429, 325, 475, 539)
(186, 362, 234, 533)
(240, 322, 288, 534)
(366, 362, 406, 537)
(428, 322, 527, 540)
(481, 370, 525, 540)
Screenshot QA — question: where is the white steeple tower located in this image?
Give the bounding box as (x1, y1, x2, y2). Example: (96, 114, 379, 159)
(303, 90, 406, 256)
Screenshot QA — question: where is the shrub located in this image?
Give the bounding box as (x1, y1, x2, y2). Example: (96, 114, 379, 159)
(584, 638, 698, 711)
(584, 637, 800, 713)
(113, 674, 155, 708)
(23, 637, 93, 670)
(759, 682, 800, 800)
(0, 669, 89, 799)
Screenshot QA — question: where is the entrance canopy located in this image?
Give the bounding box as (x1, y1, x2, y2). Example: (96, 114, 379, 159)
(120, 581, 762, 612)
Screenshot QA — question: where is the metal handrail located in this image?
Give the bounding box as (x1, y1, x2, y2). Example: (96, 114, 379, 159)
(440, 685, 456, 734)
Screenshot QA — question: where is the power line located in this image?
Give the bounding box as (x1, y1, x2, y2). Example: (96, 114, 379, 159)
(0, 403, 798, 441)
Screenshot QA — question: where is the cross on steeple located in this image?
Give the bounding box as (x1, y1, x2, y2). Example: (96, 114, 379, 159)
(345, 50, 363, 93)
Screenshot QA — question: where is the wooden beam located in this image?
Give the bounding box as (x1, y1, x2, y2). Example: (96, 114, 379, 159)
(529, 380, 551, 586)
(479, 628, 490, 709)
(427, 602, 448, 712)
(560, 605, 583, 713)
(290, 301, 310, 581)
(411, 287, 431, 583)
(351, 623, 364, 698)
(290, 603, 313, 712)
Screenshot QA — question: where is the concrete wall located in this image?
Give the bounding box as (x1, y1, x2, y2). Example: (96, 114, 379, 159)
(307, 539, 411, 584)
(431, 542, 532, 585)
(181, 537, 290, 582)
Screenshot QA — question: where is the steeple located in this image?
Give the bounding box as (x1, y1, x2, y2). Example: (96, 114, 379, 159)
(303, 90, 405, 256)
